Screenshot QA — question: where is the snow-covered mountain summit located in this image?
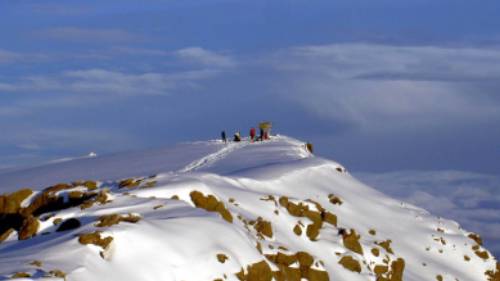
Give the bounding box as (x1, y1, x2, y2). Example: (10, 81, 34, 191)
(0, 136, 498, 281)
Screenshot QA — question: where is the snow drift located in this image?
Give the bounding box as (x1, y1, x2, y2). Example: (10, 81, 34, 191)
(0, 135, 498, 281)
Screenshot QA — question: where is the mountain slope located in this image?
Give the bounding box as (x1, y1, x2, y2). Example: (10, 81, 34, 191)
(0, 136, 498, 281)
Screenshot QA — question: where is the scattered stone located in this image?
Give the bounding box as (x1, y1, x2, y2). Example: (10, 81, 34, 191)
(328, 194, 343, 205)
(68, 191, 84, 200)
(265, 251, 329, 281)
(53, 218, 63, 225)
(11, 272, 31, 278)
(217, 253, 229, 263)
(375, 240, 394, 255)
(321, 211, 337, 227)
(47, 269, 66, 279)
(29, 260, 42, 267)
(474, 249, 490, 260)
(260, 195, 276, 203)
(485, 262, 500, 281)
(342, 229, 363, 255)
(83, 181, 98, 191)
(18, 215, 39, 240)
(56, 218, 82, 232)
(306, 222, 321, 241)
(78, 231, 113, 251)
(468, 233, 483, 246)
(254, 217, 273, 238)
(376, 258, 405, 281)
(374, 265, 388, 276)
(293, 224, 302, 236)
(80, 190, 110, 210)
(236, 260, 273, 281)
(0, 228, 15, 243)
(143, 181, 157, 188)
(118, 178, 140, 189)
(0, 188, 33, 214)
(278, 197, 333, 241)
(45, 183, 73, 194)
(256, 242, 263, 254)
(95, 213, 141, 227)
(338, 256, 361, 273)
(190, 191, 233, 223)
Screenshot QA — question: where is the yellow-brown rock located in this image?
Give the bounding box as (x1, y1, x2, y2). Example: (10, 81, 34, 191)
(468, 233, 483, 245)
(338, 256, 361, 273)
(321, 211, 337, 226)
(303, 268, 329, 281)
(293, 224, 302, 236)
(296, 251, 314, 267)
(78, 231, 113, 250)
(11, 272, 31, 278)
(376, 240, 394, 254)
(95, 213, 141, 227)
(18, 215, 39, 240)
(328, 194, 343, 205)
(0, 228, 15, 243)
(217, 253, 228, 263)
(374, 265, 388, 276)
(190, 191, 233, 223)
(1, 189, 33, 213)
(342, 229, 363, 255)
(485, 262, 500, 281)
(254, 218, 273, 238)
(237, 260, 273, 281)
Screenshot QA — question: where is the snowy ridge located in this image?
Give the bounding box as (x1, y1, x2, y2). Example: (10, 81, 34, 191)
(0, 136, 498, 281)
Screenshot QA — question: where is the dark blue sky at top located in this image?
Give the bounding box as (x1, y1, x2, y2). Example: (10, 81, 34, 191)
(0, 0, 499, 174)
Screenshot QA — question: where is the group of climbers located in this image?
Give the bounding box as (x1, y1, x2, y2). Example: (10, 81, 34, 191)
(221, 122, 272, 144)
(220, 122, 314, 153)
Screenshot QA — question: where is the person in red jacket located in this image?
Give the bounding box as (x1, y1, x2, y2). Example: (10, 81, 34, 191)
(249, 127, 256, 142)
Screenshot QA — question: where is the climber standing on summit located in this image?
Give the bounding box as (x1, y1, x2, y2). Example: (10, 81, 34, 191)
(249, 127, 256, 142)
(234, 131, 241, 142)
(221, 130, 227, 144)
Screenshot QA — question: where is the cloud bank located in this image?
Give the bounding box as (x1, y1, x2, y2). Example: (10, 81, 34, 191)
(357, 170, 500, 259)
(268, 44, 500, 132)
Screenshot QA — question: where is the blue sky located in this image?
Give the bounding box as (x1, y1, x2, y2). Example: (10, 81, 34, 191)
(1, 0, 499, 255)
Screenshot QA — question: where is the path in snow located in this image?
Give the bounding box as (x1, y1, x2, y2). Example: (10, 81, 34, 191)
(179, 141, 249, 173)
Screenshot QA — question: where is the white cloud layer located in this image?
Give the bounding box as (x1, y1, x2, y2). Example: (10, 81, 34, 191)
(357, 170, 500, 258)
(268, 43, 500, 131)
(276, 44, 500, 81)
(0, 49, 47, 64)
(0, 67, 220, 114)
(175, 47, 235, 67)
(62, 68, 214, 95)
(0, 46, 236, 116)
